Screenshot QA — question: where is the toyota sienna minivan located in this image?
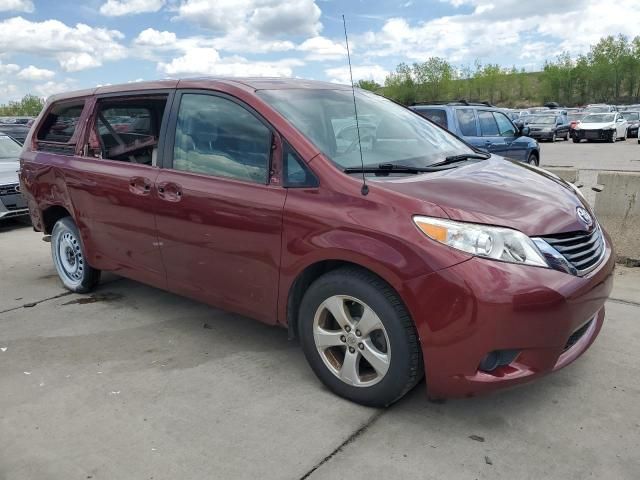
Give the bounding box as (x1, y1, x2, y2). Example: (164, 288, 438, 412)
(19, 78, 614, 407)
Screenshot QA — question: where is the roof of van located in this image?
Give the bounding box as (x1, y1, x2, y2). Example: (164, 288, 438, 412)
(46, 77, 352, 103)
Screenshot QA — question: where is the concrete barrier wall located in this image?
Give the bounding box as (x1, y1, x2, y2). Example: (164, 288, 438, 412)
(594, 172, 640, 263)
(544, 167, 640, 263)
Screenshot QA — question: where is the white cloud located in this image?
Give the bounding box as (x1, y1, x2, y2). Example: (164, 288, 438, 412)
(362, 0, 640, 67)
(325, 65, 389, 86)
(158, 47, 302, 77)
(0, 0, 34, 13)
(0, 61, 20, 75)
(17, 65, 55, 80)
(99, 0, 165, 16)
(32, 80, 78, 99)
(298, 36, 346, 61)
(134, 28, 177, 47)
(176, 0, 322, 37)
(0, 17, 127, 72)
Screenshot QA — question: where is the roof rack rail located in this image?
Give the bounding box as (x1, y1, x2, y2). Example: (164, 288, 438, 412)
(411, 99, 496, 107)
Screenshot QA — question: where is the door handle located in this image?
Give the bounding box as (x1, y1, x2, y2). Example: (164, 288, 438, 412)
(157, 181, 183, 202)
(129, 176, 152, 196)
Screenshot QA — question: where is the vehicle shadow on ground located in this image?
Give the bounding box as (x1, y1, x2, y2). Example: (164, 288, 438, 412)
(0, 218, 31, 233)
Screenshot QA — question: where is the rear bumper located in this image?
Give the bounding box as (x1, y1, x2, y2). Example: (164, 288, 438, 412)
(402, 237, 615, 399)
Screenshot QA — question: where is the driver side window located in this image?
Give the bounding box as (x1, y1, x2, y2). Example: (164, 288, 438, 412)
(493, 112, 516, 137)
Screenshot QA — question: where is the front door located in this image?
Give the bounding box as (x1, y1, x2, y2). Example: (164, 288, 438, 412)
(154, 91, 286, 324)
(477, 110, 511, 158)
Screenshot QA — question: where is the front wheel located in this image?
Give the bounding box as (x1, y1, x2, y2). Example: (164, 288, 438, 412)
(551, 133, 557, 143)
(51, 217, 101, 293)
(527, 153, 539, 166)
(609, 130, 616, 143)
(298, 267, 423, 407)
(564, 132, 570, 141)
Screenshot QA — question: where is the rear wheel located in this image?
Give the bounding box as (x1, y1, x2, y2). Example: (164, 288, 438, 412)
(51, 217, 101, 293)
(298, 267, 423, 407)
(527, 153, 539, 166)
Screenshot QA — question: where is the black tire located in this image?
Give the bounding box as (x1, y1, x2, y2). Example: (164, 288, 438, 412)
(564, 132, 570, 141)
(573, 137, 580, 143)
(51, 217, 101, 293)
(527, 153, 539, 166)
(551, 133, 557, 143)
(609, 130, 616, 143)
(298, 267, 423, 407)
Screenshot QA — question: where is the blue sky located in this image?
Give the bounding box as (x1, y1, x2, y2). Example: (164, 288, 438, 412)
(0, 0, 637, 102)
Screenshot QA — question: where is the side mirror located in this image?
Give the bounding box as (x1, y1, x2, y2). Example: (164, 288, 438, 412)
(520, 126, 530, 137)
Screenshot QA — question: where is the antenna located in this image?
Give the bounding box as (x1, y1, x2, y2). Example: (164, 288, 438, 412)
(342, 14, 368, 196)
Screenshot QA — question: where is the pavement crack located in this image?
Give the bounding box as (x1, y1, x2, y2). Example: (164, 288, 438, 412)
(0, 291, 74, 315)
(609, 297, 640, 308)
(298, 409, 384, 480)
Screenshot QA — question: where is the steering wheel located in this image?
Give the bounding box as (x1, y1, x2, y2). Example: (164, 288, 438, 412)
(345, 132, 375, 154)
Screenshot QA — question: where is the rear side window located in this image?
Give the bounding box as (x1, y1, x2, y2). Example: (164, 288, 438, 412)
(90, 96, 168, 165)
(37, 102, 84, 145)
(478, 111, 499, 136)
(415, 108, 449, 129)
(455, 109, 477, 136)
(173, 94, 272, 184)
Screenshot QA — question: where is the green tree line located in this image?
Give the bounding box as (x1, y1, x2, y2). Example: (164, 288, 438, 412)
(360, 34, 640, 107)
(0, 94, 45, 117)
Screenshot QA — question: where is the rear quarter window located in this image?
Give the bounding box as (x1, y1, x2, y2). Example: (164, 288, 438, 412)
(37, 101, 84, 154)
(415, 108, 449, 129)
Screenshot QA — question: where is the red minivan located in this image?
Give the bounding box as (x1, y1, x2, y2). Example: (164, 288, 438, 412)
(19, 78, 614, 406)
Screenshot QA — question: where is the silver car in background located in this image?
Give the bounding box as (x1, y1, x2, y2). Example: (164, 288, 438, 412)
(0, 134, 29, 220)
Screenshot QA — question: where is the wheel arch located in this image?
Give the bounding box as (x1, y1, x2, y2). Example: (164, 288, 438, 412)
(285, 258, 408, 341)
(42, 204, 73, 234)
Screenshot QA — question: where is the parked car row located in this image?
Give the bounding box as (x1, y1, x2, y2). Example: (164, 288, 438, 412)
(0, 116, 35, 145)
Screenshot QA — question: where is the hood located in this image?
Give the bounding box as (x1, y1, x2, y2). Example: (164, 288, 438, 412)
(372, 157, 590, 237)
(577, 122, 617, 130)
(0, 161, 19, 185)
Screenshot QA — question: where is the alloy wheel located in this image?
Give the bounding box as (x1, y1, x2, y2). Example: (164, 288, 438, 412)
(312, 295, 391, 387)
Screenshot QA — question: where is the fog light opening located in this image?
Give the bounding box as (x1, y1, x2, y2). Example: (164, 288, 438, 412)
(479, 349, 520, 372)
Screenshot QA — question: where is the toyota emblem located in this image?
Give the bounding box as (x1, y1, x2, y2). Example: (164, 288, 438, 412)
(577, 207, 593, 227)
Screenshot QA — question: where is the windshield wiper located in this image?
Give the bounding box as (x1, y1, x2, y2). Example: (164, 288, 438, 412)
(344, 163, 451, 176)
(429, 152, 491, 168)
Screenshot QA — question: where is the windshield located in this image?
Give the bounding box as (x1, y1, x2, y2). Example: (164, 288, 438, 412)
(257, 89, 474, 170)
(582, 114, 615, 123)
(586, 106, 610, 113)
(622, 112, 639, 121)
(530, 115, 557, 125)
(567, 113, 584, 121)
(0, 135, 22, 159)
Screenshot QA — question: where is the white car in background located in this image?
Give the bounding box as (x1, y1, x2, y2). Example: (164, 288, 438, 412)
(572, 112, 628, 143)
(0, 134, 29, 220)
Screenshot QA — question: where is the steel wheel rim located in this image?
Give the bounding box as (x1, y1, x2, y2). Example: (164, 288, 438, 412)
(54, 231, 85, 285)
(312, 295, 391, 387)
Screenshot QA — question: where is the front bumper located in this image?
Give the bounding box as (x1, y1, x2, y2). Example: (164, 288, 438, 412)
(574, 129, 614, 141)
(403, 235, 615, 399)
(529, 130, 556, 140)
(0, 184, 29, 219)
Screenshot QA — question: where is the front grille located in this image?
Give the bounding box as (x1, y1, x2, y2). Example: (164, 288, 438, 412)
(540, 227, 605, 275)
(563, 320, 593, 352)
(0, 183, 20, 196)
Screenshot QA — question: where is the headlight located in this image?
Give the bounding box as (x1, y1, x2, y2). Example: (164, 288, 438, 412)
(413, 216, 549, 267)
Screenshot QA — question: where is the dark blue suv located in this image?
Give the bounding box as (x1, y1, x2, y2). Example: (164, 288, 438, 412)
(410, 103, 540, 165)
